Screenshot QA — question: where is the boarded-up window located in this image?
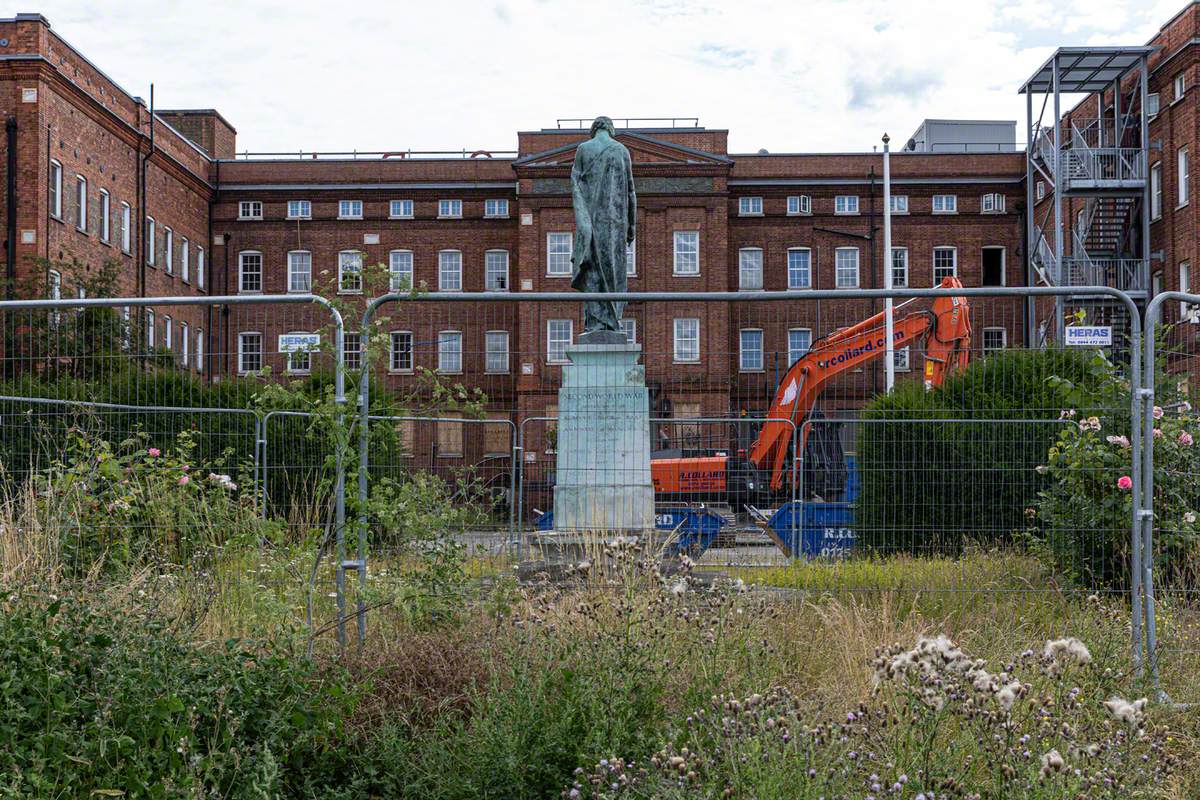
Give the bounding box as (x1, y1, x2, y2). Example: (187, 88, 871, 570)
(674, 402, 702, 447)
(485, 412, 511, 455)
(396, 419, 415, 457)
(437, 414, 463, 457)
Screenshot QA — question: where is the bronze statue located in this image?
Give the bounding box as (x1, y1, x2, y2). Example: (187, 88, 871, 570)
(571, 116, 636, 342)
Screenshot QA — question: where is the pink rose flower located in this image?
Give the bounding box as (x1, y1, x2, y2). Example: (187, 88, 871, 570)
(1153, 406, 1164, 420)
(147, 448, 161, 457)
(178, 475, 189, 486)
(182, 464, 190, 472)
(1153, 428, 1163, 439)
(1117, 476, 1133, 491)
(1180, 432, 1195, 446)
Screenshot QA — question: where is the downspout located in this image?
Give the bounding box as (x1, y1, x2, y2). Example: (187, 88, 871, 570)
(139, 85, 155, 301)
(222, 231, 230, 375)
(207, 158, 218, 379)
(6, 116, 17, 301)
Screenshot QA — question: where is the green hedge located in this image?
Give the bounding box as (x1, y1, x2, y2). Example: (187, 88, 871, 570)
(854, 348, 1101, 553)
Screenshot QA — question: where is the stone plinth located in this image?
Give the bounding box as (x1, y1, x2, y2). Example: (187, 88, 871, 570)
(552, 342, 654, 532)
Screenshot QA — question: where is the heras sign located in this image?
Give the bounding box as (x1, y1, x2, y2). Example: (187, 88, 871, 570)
(278, 333, 320, 352)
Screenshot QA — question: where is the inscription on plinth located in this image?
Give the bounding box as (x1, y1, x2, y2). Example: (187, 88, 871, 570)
(553, 343, 654, 532)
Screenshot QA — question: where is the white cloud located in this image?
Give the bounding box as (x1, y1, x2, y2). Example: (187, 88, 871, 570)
(33, 0, 1174, 154)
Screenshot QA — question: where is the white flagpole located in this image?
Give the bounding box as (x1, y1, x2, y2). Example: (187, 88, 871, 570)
(882, 133, 895, 392)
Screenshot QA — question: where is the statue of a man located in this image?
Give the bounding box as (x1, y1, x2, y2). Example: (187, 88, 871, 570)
(571, 116, 636, 341)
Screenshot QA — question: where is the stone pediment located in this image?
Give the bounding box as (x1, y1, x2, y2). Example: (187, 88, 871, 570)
(513, 131, 732, 169)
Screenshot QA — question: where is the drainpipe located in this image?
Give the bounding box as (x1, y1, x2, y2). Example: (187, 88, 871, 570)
(139, 85, 155, 301)
(5, 116, 17, 301)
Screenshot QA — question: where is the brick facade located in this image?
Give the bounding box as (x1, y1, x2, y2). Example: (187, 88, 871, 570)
(4, 8, 1198, 462)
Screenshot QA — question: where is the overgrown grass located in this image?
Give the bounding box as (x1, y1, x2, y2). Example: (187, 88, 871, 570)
(3, 469, 1199, 799)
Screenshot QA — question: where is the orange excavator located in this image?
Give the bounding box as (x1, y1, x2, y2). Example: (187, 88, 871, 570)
(651, 277, 972, 502)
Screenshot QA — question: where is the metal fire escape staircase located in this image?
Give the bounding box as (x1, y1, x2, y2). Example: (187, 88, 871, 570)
(1021, 47, 1153, 346)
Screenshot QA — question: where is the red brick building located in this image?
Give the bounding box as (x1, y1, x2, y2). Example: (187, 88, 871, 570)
(2, 8, 1196, 455)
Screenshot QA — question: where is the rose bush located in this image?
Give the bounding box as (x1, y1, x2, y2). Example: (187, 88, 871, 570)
(35, 428, 272, 574)
(1035, 349, 1199, 588)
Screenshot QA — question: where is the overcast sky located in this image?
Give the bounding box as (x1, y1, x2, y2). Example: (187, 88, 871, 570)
(35, 0, 1182, 154)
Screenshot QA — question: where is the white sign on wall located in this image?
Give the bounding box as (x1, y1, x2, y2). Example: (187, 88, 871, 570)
(278, 333, 320, 352)
(1064, 326, 1112, 346)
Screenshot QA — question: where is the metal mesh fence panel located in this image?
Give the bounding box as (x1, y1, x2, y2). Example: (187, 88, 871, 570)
(1143, 292, 1200, 701)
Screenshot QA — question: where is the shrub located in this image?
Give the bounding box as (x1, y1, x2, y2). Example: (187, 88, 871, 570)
(855, 348, 1100, 552)
(33, 428, 274, 574)
(1036, 348, 1199, 588)
(0, 592, 353, 799)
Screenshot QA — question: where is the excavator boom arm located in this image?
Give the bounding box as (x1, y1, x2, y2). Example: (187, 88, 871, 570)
(747, 278, 971, 491)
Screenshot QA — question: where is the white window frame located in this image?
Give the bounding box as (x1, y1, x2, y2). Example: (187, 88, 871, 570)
(484, 198, 509, 218)
(547, 319, 573, 364)
(288, 250, 312, 293)
(438, 199, 462, 219)
(788, 328, 812, 365)
(739, 328, 764, 372)
(1151, 162, 1163, 220)
(485, 330, 510, 374)
(437, 330, 463, 373)
(238, 201, 263, 220)
(834, 247, 860, 288)
(238, 250, 263, 293)
(389, 199, 413, 219)
(389, 249, 413, 292)
(672, 316, 700, 364)
(181, 237, 190, 283)
(120, 202, 131, 253)
(195, 328, 204, 372)
(1175, 72, 1187, 104)
(1181, 262, 1194, 319)
(1036, 181, 1045, 202)
(338, 200, 362, 220)
(738, 247, 763, 290)
(238, 331, 263, 374)
(626, 238, 637, 276)
(146, 309, 155, 348)
(146, 216, 156, 265)
(1148, 92, 1161, 118)
(75, 175, 87, 232)
(673, 318, 700, 363)
(933, 246, 958, 283)
(981, 327, 1007, 353)
(98, 189, 110, 242)
(981, 193, 1005, 214)
(389, 330, 414, 373)
(438, 249, 463, 292)
(673, 230, 700, 275)
(180, 321, 189, 367)
(932, 194, 958, 214)
(889, 194, 909, 214)
(164, 227, 173, 274)
(787, 195, 811, 215)
(1178, 146, 1190, 208)
(893, 347, 911, 372)
(197, 247, 205, 289)
(343, 333, 362, 371)
(738, 196, 763, 216)
(485, 249, 509, 292)
(546, 232, 573, 276)
(285, 331, 313, 374)
(890, 247, 909, 288)
(287, 200, 311, 220)
(787, 247, 812, 289)
(338, 250, 363, 294)
(49, 160, 62, 219)
(834, 195, 859, 215)
(163, 315, 173, 351)
(619, 318, 637, 344)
